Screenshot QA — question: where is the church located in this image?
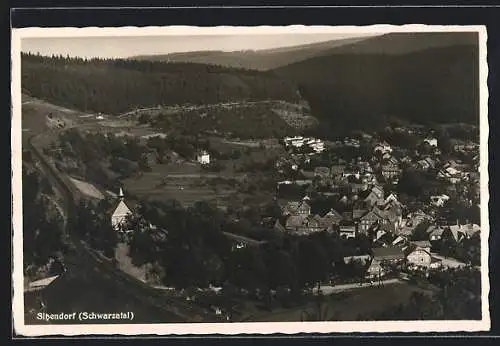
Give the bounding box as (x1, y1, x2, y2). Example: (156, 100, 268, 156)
(109, 188, 168, 239)
(111, 187, 133, 232)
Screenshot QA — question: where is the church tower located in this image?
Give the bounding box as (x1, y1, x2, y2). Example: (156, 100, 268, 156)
(111, 187, 132, 231)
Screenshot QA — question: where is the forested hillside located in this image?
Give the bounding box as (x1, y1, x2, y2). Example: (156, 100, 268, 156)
(274, 43, 479, 138)
(23, 150, 68, 281)
(21, 53, 301, 115)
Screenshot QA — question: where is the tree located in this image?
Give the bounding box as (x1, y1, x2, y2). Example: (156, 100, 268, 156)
(410, 221, 431, 241)
(265, 248, 297, 289)
(296, 238, 329, 288)
(436, 128, 453, 154)
(138, 154, 152, 172)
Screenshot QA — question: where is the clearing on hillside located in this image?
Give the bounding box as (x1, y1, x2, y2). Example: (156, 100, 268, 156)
(69, 176, 105, 200)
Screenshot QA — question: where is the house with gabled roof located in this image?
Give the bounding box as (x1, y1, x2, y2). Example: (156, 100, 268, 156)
(444, 223, 480, 242)
(405, 240, 443, 270)
(426, 225, 445, 241)
(339, 221, 357, 239)
(364, 186, 385, 206)
(318, 211, 343, 232)
(366, 246, 405, 279)
(359, 209, 383, 234)
(383, 193, 400, 206)
(284, 214, 323, 235)
(324, 208, 343, 224)
(383, 202, 404, 229)
(461, 223, 481, 238)
(285, 214, 307, 231)
(282, 198, 311, 217)
(353, 204, 369, 220)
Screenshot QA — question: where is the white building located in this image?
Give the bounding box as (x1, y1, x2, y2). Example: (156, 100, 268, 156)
(424, 138, 438, 147)
(284, 136, 324, 152)
(196, 150, 210, 165)
(430, 194, 450, 207)
(284, 136, 305, 148)
(308, 139, 325, 153)
(111, 188, 133, 231)
(374, 141, 392, 155)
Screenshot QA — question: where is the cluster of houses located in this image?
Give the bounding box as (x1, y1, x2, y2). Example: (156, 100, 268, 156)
(283, 136, 325, 154)
(345, 222, 480, 281)
(272, 130, 482, 279)
(276, 185, 406, 238)
(361, 240, 444, 280)
(275, 182, 481, 279)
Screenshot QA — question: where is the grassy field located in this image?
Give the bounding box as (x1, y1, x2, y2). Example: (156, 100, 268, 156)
(245, 282, 435, 322)
(122, 140, 277, 208)
(68, 176, 105, 200)
(123, 162, 238, 207)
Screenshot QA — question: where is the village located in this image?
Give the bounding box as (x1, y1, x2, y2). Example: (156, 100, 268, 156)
(99, 122, 481, 290)
(25, 112, 482, 323)
(274, 128, 480, 276)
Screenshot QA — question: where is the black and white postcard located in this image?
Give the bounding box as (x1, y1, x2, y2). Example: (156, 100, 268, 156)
(11, 24, 490, 335)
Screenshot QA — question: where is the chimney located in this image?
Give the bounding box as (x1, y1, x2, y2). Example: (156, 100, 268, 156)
(118, 187, 124, 199)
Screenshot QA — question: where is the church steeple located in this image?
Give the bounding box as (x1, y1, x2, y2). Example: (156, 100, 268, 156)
(118, 187, 124, 199)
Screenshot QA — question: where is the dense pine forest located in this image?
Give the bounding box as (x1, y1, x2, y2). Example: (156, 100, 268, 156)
(21, 53, 301, 115)
(274, 44, 479, 136)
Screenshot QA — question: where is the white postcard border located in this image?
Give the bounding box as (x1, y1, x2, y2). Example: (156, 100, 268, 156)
(11, 24, 490, 336)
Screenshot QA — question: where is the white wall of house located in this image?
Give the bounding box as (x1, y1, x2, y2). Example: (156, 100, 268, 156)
(111, 200, 133, 231)
(407, 249, 432, 268)
(197, 153, 210, 165)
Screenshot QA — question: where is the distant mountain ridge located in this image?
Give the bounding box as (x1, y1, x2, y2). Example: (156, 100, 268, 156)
(297, 31, 478, 56)
(130, 36, 371, 71)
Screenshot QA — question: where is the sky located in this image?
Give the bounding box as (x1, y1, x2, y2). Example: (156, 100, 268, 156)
(21, 33, 374, 59)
